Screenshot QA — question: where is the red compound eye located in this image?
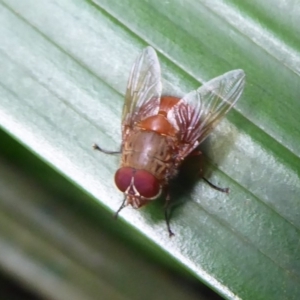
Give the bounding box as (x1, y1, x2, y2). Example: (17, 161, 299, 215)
(134, 170, 160, 199)
(115, 168, 161, 200)
(114, 167, 134, 192)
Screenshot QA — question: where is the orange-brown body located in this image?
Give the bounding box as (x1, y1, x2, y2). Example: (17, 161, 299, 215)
(94, 46, 245, 236)
(121, 96, 180, 186)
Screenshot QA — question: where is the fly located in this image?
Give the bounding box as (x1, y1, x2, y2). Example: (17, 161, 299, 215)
(94, 46, 245, 236)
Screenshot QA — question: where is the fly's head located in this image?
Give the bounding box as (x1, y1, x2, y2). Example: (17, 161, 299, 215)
(114, 167, 162, 208)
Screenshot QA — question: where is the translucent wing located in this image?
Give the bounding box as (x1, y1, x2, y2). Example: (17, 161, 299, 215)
(122, 46, 162, 130)
(168, 69, 245, 157)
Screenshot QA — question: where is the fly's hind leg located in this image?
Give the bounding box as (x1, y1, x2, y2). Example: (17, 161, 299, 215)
(189, 150, 229, 193)
(93, 143, 121, 155)
(202, 177, 229, 193)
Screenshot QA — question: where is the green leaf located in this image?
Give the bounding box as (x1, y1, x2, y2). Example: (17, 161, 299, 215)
(0, 130, 208, 300)
(0, 0, 299, 299)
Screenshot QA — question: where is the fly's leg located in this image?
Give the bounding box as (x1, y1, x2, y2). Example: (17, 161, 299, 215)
(114, 197, 127, 219)
(93, 143, 123, 216)
(93, 143, 121, 155)
(202, 177, 229, 193)
(189, 150, 229, 193)
(164, 191, 175, 237)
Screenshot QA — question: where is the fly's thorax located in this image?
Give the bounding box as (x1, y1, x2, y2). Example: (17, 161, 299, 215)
(121, 130, 177, 182)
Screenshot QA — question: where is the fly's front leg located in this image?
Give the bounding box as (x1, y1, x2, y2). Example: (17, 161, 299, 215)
(114, 197, 127, 219)
(93, 143, 121, 155)
(164, 188, 175, 237)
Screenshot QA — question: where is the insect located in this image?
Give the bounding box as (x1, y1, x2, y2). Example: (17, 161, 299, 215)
(94, 46, 245, 236)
